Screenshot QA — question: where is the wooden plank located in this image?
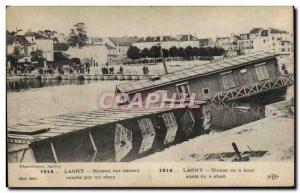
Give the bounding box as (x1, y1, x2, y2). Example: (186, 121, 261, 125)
(50, 142, 58, 163)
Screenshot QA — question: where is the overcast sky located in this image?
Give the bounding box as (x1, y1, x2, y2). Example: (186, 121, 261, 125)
(6, 6, 293, 38)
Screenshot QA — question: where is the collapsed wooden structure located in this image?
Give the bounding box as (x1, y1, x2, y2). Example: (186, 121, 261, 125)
(8, 105, 206, 163)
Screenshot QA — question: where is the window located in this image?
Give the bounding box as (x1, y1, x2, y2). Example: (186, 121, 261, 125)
(161, 112, 178, 144)
(114, 124, 132, 161)
(255, 64, 269, 81)
(240, 69, 247, 74)
(221, 72, 236, 89)
(282, 48, 286, 52)
(203, 88, 210, 95)
(137, 118, 155, 153)
(176, 82, 191, 99)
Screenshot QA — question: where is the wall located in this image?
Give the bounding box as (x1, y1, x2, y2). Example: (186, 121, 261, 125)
(126, 58, 280, 100)
(36, 39, 54, 61)
(66, 45, 108, 65)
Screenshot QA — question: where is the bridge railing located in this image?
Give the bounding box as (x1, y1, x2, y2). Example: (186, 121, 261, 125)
(211, 73, 294, 103)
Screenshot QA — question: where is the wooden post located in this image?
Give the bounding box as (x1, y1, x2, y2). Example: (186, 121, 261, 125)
(50, 142, 58, 163)
(232, 142, 242, 161)
(89, 131, 98, 162)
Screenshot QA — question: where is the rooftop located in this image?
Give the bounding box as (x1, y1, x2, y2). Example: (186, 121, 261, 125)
(177, 34, 198, 41)
(135, 36, 178, 43)
(109, 36, 140, 46)
(7, 35, 32, 46)
(116, 51, 278, 94)
(105, 43, 117, 50)
(8, 107, 177, 144)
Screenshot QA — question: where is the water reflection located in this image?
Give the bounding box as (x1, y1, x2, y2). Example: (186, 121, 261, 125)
(203, 95, 286, 132)
(7, 78, 99, 92)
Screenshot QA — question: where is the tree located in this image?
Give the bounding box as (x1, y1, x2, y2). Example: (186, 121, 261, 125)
(149, 46, 161, 59)
(178, 47, 186, 59)
(67, 22, 88, 47)
(31, 49, 45, 66)
(169, 46, 178, 58)
(7, 47, 21, 68)
(127, 46, 141, 59)
(185, 46, 193, 60)
(192, 47, 200, 57)
(141, 48, 150, 58)
(162, 48, 169, 58)
(199, 47, 208, 56)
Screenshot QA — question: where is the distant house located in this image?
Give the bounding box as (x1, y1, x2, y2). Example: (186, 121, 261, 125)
(238, 33, 254, 55)
(25, 33, 54, 62)
(215, 35, 239, 56)
(105, 43, 118, 65)
(199, 38, 214, 47)
(249, 27, 292, 55)
(133, 36, 178, 50)
(176, 34, 199, 48)
(108, 36, 140, 58)
(6, 34, 36, 64)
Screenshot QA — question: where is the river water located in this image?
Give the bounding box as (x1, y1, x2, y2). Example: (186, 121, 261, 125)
(7, 77, 294, 129)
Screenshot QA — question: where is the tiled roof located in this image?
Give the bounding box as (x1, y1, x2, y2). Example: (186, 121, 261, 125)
(116, 51, 278, 94)
(7, 35, 32, 46)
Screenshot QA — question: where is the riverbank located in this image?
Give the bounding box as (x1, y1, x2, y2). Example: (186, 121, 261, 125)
(136, 99, 294, 162)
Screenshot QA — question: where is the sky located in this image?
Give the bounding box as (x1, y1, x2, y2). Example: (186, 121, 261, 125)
(6, 6, 294, 38)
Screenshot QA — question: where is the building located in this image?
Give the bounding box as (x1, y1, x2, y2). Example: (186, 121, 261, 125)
(116, 51, 293, 102)
(249, 27, 293, 55)
(24, 33, 54, 62)
(238, 33, 254, 55)
(6, 34, 36, 64)
(108, 36, 140, 58)
(133, 36, 178, 50)
(35, 35, 54, 62)
(176, 34, 199, 48)
(199, 38, 214, 47)
(215, 35, 239, 56)
(105, 43, 118, 65)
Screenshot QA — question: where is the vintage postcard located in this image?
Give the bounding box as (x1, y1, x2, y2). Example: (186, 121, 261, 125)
(6, 6, 295, 187)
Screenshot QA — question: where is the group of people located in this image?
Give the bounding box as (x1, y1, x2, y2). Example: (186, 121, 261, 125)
(101, 66, 115, 75)
(143, 65, 149, 75)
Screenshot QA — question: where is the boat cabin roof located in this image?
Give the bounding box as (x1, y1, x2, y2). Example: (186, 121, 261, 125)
(7, 106, 188, 144)
(116, 51, 278, 94)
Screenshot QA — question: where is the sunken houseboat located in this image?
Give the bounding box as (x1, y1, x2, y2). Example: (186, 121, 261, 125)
(115, 51, 294, 103)
(8, 103, 207, 163)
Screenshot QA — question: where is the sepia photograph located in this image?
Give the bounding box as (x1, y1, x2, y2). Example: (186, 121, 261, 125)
(6, 6, 295, 187)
